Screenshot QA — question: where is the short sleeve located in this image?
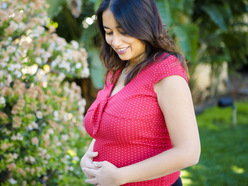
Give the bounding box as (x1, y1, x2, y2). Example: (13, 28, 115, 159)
(153, 54, 188, 84)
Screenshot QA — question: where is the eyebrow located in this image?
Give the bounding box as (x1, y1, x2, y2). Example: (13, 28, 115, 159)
(103, 26, 122, 29)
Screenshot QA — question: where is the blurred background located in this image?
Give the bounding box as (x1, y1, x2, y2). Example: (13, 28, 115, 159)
(0, 0, 247, 185)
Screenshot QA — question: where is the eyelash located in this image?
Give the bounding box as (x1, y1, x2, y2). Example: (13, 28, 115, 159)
(119, 31, 127, 35)
(105, 30, 127, 36)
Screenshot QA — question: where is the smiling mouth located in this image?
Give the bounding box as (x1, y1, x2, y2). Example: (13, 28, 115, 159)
(116, 47, 129, 54)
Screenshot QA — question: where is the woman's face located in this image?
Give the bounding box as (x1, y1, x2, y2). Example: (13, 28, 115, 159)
(102, 9, 146, 64)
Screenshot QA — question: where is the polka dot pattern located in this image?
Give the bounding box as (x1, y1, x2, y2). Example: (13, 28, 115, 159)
(84, 53, 188, 185)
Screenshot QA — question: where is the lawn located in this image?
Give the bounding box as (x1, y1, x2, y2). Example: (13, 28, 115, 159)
(181, 99, 248, 186)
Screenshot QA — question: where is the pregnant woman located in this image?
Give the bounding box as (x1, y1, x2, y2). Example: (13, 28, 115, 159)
(81, 0, 201, 185)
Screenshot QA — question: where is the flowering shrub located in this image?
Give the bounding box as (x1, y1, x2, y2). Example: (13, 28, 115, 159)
(0, 0, 91, 185)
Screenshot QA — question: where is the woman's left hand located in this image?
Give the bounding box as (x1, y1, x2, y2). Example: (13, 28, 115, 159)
(83, 161, 122, 186)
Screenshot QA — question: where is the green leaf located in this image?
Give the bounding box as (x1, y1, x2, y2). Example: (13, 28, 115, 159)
(81, 23, 99, 49)
(202, 4, 227, 30)
(156, 0, 172, 26)
(87, 48, 105, 89)
(94, 0, 102, 12)
(46, 0, 66, 18)
(183, 0, 194, 16)
(173, 23, 199, 62)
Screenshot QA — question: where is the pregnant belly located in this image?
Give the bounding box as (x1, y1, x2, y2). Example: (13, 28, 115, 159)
(93, 140, 170, 168)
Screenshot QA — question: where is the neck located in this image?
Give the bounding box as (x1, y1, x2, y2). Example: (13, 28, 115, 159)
(129, 52, 147, 67)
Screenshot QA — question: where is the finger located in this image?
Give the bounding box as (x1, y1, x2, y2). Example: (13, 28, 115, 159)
(88, 151, 98, 158)
(84, 173, 94, 179)
(85, 162, 98, 169)
(93, 160, 110, 167)
(85, 178, 98, 185)
(93, 161, 104, 168)
(83, 167, 97, 177)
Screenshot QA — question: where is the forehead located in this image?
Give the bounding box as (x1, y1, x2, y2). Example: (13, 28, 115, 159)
(102, 9, 119, 29)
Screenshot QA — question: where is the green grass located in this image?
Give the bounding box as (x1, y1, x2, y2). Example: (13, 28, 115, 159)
(182, 100, 248, 186)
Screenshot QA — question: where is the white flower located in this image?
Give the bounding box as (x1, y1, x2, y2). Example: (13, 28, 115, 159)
(8, 178, 17, 185)
(78, 99, 86, 107)
(63, 114, 68, 121)
(8, 64, 15, 71)
(47, 128, 54, 135)
(71, 40, 79, 49)
(61, 134, 69, 141)
(79, 107, 85, 114)
(38, 147, 47, 155)
(36, 111, 43, 119)
(18, 22, 25, 30)
(30, 25, 45, 38)
(7, 74, 12, 85)
(14, 70, 22, 78)
(75, 63, 81, 69)
(27, 124, 33, 131)
(73, 156, 80, 162)
(11, 133, 23, 141)
(0, 97, 6, 105)
(35, 57, 42, 65)
(57, 73, 65, 82)
(31, 122, 38, 129)
(81, 67, 90, 78)
(51, 59, 59, 68)
(17, 133, 23, 140)
(59, 61, 70, 72)
(42, 51, 52, 63)
(1, 2, 8, 9)
(54, 110, 59, 121)
(9, 20, 19, 31)
(29, 156, 36, 164)
(69, 166, 74, 171)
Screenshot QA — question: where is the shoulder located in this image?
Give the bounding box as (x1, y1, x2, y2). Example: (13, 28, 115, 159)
(150, 52, 188, 84)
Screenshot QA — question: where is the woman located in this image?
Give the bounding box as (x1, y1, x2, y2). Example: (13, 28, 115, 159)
(81, 0, 201, 185)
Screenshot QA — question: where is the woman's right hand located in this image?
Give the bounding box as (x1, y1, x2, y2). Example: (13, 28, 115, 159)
(80, 150, 99, 179)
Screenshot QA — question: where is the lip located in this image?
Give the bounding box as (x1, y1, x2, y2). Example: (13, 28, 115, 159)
(115, 47, 129, 54)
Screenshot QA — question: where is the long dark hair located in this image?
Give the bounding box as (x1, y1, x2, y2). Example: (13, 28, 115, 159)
(96, 0, 188, 85)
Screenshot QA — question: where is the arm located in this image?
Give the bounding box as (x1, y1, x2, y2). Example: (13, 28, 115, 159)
(84, 75, 201, 185)
(117, 75, 201, 184)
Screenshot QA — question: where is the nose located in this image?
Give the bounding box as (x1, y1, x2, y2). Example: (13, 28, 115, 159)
(112, 34, 122, 48)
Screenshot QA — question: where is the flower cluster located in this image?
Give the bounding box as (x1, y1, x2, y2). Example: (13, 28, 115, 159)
(0, 0, 89, 88)
(0, 0, 91, 185)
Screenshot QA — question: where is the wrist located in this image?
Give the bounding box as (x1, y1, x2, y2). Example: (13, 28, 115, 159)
(115, 167, 127, 185)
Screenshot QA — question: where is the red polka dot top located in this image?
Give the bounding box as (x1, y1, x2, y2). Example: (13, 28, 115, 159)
(84, 53, 188, 186)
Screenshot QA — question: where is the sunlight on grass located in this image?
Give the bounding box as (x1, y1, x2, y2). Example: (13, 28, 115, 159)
(181, 170, 193, 185)
(231, 165, 245, 174)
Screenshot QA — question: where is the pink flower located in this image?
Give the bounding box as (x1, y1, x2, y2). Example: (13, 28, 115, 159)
(13, 116, 22, 128)
(1, 143, 13, 151)
(31, 137, 39, 145)
(7, 163, 16, 171)
(0, 111, 9, 124)
(17, 168, 26, 176)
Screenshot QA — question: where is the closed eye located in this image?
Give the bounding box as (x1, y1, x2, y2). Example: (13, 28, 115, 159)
(106, 32, 113, 35)
(119, 30, 127, 35)
(118, 28, 127, 35)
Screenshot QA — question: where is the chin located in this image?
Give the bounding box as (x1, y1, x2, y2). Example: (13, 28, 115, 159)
(118, 55, 130, 61)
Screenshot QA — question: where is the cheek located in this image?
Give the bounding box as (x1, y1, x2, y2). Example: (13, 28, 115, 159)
(135, 42, 146, 53)
(105, 36, 112, 46)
